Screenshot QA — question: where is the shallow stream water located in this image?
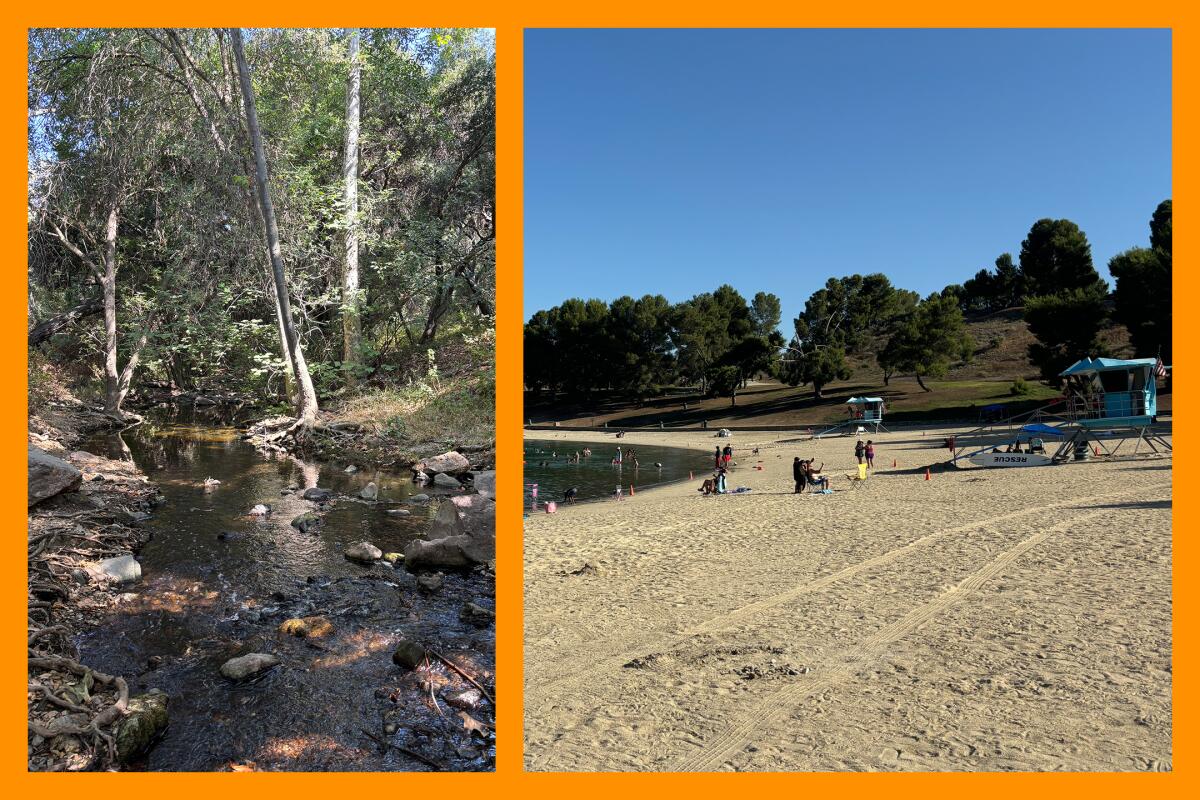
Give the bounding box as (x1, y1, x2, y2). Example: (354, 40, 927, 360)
(75, 411, 495, 772)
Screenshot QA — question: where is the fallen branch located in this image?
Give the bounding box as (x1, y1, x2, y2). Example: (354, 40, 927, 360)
(428, 649, 494, 705)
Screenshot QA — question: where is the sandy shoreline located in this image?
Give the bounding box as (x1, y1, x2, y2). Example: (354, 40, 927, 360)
(523, 426, 1173, 772)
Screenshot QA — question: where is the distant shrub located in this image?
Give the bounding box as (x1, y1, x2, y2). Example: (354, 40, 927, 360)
(1009, 377, 1032, 396)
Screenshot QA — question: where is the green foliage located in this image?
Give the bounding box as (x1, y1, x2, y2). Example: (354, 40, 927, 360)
(1024, 284, 1109, 380)
(1009, 377, 1032, 396)
(958, 253, 1026, 313)
(1110, 199, 1171, 362)
(877, 293, 973, 391)
(28, 28, 494, 409)
(1019, 218, 1104, 296)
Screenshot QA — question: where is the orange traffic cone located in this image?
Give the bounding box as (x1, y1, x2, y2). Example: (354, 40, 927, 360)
(892, 458, 897, 468)
(925, 467, 931, 481)
(1093, 446, 1100, 456)
(630, 484, 635, 496)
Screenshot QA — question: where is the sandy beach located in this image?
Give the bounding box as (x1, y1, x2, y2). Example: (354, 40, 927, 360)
(523, 426, 1172, 772)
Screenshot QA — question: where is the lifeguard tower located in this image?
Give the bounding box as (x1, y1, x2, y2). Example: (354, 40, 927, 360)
(1051, 357, 1171, 459)
(950, 357, 1171, 466)
(813, 396, 887, 438)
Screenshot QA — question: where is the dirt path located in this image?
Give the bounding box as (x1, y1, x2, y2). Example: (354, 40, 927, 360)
(523, 429, 1173, 772)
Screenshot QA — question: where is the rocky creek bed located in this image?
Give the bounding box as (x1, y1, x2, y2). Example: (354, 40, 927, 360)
(28, 403, 495, 772)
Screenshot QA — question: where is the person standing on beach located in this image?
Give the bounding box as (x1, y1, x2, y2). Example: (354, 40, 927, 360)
(865, 440, 875, 469)
(714, 446, 722, 469)
(722, 444, 733, 467)
(793, 456, 807, 493)
(854, 439, 865, 464)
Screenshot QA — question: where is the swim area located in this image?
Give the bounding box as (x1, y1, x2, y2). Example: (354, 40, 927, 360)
(524, 438, 712, 509)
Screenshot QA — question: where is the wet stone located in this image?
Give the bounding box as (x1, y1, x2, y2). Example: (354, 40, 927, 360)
(291, 512, 322, 533)
(392, 641, 428, 670)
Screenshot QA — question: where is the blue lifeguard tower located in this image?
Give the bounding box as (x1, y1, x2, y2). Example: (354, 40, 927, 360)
(951, 357, 1171, 465)
(813, 396, 887, 438)
(1060, 357, 1158, 426)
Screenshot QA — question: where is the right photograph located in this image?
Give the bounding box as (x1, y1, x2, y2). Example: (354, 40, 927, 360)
(522, 28, 1172, 773)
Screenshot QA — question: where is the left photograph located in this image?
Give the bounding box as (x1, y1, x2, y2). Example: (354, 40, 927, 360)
(27, 28, 495, 771)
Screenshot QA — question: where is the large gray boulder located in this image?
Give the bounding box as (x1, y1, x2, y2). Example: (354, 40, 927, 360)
(90, 554, 141, 584)
(115, 689, 169, 763)
(302, 487, 334, 502)
(404, 497, 494, 570)
(432, 473, 462, 490)
(344, 541, 382, 564)
(472, 470, 496, 500)
(424, 501, 466, 540)
(220, 652, 280, 681)
(28, 445, 82, 507)
(415, 450, 470, 476)
(359, 481, 378, 500)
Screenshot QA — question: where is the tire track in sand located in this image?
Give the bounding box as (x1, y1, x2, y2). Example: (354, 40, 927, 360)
(668, 490, 1169, 772)
(524, 485, 1155, 713)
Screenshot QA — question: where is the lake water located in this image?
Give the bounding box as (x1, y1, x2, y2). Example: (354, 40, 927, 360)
(523, 438, 712, 509)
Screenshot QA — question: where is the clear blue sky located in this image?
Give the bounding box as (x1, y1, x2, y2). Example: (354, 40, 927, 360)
(524, 28, 1172, 329)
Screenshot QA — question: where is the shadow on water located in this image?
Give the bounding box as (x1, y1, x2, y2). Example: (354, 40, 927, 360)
(524, 438, 713, 508)
(76, 408, 494, 772)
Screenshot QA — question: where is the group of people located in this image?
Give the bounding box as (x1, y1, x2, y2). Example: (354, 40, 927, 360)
(792, 457, 829, 493)
(714, 444, 733, 469)
(854, 439, 876, 468)
(613, 446, 640, 467)
(698, 443, 736, 495)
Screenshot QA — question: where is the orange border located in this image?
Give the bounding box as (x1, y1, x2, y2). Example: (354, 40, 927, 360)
(4, 3, 1193, 796)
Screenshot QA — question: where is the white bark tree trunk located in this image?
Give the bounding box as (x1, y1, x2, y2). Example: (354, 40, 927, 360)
(341, 28, 362, 386)
(231, 28, 319, 424)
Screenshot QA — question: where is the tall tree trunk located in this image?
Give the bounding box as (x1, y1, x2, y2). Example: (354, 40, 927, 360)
(813, 382, 824, 401)
(101, 202, 122, 417)
(232, 28, 319, 424)
(916, 373, 931, 392)
(341, 28, 363, 386)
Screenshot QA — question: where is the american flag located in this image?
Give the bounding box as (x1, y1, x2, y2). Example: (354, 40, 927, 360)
(1154, 357, 1167, 378)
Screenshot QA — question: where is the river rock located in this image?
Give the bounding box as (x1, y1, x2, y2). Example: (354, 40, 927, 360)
(248, 504, 271, 516)
(302, 487, 334, 502)
(359, 481, 378, 500)
(450, 494, 489, 512)
(90, 554, 141, 583)
(220, 652, 280, 681)
(444, 688, 482, 711)
(115, 689, 169, 764)
(344, 465, 358, 474)
(345, 541, 382, 564)
(460, 601, 495, 627)
(415, 450, 471, 476)
(404, 532, 493, 571)
(278, 616, 334, 638)
(433, 473, 462, 490)
(472, 470, 496, 500)
(387, 508, 411, 516)
(425, 501, 466, 540)
(291, 512, 322, 533)
(391, 640, 427, 670)
(417, 573, 444, 593)
(408, 494, 431, 503)
(28, 445, 83, 507)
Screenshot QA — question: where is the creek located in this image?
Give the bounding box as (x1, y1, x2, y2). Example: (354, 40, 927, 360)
(75, 411, 495, 771)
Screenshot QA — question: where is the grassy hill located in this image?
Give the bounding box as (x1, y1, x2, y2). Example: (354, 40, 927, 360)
(525, 312, 1160, 429)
